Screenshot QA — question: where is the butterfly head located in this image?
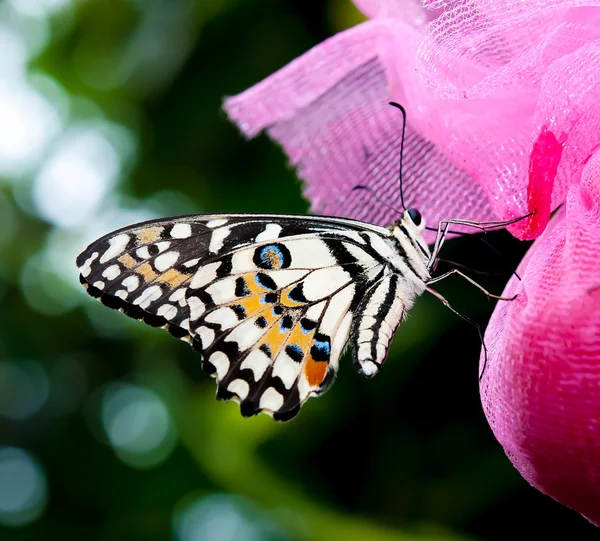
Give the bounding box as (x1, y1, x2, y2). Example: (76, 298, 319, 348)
(392, 207, 426, 234)
(388, 208, 430, 265)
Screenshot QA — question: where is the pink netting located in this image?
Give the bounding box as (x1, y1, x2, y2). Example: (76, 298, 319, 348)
(224, 19, 497, 244)
(481, 153, 600, 525)
(415, 0, 600, 239)
(224, 0, 600, 524)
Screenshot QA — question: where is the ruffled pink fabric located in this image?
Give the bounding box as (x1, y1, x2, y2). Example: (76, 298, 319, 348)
(224, 0, 600, 525)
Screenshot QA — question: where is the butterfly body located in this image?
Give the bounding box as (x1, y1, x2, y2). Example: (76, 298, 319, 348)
(77, 211, 430, 421)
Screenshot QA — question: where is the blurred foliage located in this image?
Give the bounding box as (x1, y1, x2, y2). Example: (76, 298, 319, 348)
(0, 1, 598, 540)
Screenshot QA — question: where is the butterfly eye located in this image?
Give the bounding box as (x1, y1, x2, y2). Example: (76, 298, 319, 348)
(406, 208, 422, 227)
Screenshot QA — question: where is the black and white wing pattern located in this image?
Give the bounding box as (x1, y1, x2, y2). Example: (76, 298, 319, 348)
(77, 212, 431, 421)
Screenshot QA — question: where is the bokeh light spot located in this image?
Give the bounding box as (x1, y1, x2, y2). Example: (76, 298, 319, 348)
(8, 0, 71, 18)
(0, 79, 61, 178)
(101, 383, 177, 469)
(32, 124, 122, 228)
(0, 447, 48, 527)
(173, 493, 290, 541)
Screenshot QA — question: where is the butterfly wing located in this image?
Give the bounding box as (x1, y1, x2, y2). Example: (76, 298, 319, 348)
(77, 214, 415, 420)
(77, 216, 224, 342)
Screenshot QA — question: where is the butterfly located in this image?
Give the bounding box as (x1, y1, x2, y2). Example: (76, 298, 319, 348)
(76, 208, 445, 421)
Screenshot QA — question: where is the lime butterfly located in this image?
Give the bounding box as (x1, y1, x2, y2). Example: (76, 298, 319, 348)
(77, 209, 456, 421)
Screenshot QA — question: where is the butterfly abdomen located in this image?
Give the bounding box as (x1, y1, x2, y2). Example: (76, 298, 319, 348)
(351, 273, 410, 377)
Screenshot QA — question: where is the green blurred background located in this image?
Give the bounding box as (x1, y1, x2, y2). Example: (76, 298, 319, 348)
(0, 1, 597, 540)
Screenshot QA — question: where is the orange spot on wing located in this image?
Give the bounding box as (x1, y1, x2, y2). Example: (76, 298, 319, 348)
(136, 226, 164, 244)
(287, 322, 315, 353)
(118, 253, 136, 269)
(239, 273, 270, 296)
(232, 295, 265, 319)
(258, 323, 288, 358)
(155, 268, 190, 289)
(262, 247, 282, 269)
(136, 262, 157, 282)
(304, 354, 328, 387)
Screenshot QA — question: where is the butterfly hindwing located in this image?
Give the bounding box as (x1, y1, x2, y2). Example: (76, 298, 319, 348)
(185, 236, 367, 420)
(77, 213, 430, 420)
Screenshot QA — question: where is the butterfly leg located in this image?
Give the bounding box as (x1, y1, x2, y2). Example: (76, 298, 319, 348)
(427, 214, 531, 273)
(426, 286, 489, 380)
(426, 269, 517, 302)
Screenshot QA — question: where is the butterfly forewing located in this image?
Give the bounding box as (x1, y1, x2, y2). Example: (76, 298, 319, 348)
(77, 213, 430, 420)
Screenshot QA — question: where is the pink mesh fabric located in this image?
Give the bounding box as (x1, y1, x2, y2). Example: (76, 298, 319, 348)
(415, 1, 600, 239)
(224, 18, 497, 244)
(224, 0, 600, 524)
(481, 157, 600, 525)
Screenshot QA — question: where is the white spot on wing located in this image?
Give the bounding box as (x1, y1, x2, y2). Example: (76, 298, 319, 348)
(209, 351, 230, 379)
(301, 267, 351, 301)
(205, 278, 237, 304)
(102, 264, 121, 280)
(261, 269, 308, 288)
(115, 289, 128, 300)
(79, 252, 98, 277)
(155, 241, 171, 252)
(319, 284, 355, 336)
(93, 281, 105, 290)
(224, 318, 265, 350)
(197, 326, 215, 347)
(259, 387, 284, 411)
(255, 223, 282, 242)
(136, 241, 171, 260)
(272, 355, 302, 389)
(330, 312, 353, 369)
(154, 251, 179, 272)
(134, 285, 162, 309)
(136, 246, 151, 259)
(100, 234, 129, 264)
(190, 262, 220, 289)
(205, 307, 238, 330)
(171, 223, 192, 238)
(297, 373, 312, 401)
(209, 227, 231, 254)
(187, 295, 206, 320)
(304, 300, 327, 321)
(227, 379, 249, 400)
(241, 350, 270, 380)
(183, 258, 199, 268)
(122, 275, 140, 292)
(157, 303, 178, 320)
(169, 288, 187, 307)
(285, 238, 336, 268)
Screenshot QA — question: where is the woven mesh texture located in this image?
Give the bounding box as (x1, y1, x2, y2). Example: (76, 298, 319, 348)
(415, 0, 600, 238)
(482, 156, 600, 525)
(224, 20, 496, 244)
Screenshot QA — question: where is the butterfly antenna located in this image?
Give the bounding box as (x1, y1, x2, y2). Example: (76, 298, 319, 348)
(389, 102, 408, 211)
(351, 185, 403, 217)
